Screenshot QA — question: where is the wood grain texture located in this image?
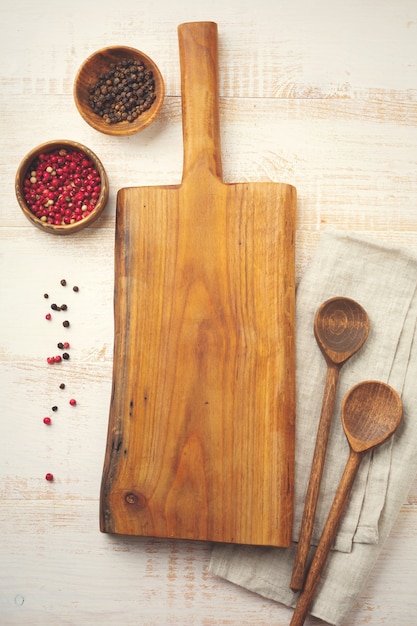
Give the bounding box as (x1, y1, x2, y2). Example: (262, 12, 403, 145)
(100, 22, 296, 546)
(1, 0, 417, 624)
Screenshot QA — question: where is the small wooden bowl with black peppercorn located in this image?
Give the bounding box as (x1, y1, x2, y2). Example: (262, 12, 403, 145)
(73, 46, 165, 136)
(15, 139, 109, 235)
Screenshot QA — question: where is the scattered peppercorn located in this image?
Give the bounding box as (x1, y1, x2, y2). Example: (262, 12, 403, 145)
(60, 279, 67, 286)
(43, 417, 52, 425)
(57, 342, 64, 349)
(22, 148, 101, 226)
(63, 352, 70, 360)
(88, 58, 157, 124)
(45, 313, 52, 320)
(44, 293, 49, 298)
(61, 304, 68, 311)
(73, 286, 79, 292)
(59, 383, 65, 389)
(47, 355, 63, 364)
(51, 303, 60, 311)
(45, 473, 54, 481)
(52, 406, 58, 412)
(69, 398, 77, 406)
(63, 320, 70, 327)
(63, 342, 70, 349)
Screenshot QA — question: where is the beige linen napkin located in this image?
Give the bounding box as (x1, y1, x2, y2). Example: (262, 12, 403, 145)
(209, 231, 417, 625)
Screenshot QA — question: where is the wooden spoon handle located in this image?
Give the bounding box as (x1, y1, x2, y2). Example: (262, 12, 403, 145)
(290, 363, 340, 591)
(178, 21, 222, 182)
(290, 449, 363, 626)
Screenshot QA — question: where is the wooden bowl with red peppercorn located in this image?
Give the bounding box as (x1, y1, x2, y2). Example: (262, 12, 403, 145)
(73, 46, 165, 136)
(15, 139, 109, 235)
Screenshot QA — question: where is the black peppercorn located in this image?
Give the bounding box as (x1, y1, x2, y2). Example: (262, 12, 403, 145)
(61, 304, 68, 311)
(63, 352, 70, 360)
(63, 320, 70, 327)
(52, 406, 58, 412)
(44, 293, 49, 299)
(73, 286, 79, 292)
(57, 342, 64, 349)
(51, 303, 60, 311)
(61, 279, 67, 286)
(59, 383, 65, 389)
(88, 59, 156, 124)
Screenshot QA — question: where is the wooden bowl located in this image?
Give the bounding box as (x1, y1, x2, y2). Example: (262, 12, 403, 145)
(15, 139, 109, 235)
(73, 46, 165, 136)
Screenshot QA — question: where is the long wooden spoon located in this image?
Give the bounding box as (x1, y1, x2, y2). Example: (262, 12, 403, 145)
(290, 297, 369, 591)
(290, 380, 402, 626)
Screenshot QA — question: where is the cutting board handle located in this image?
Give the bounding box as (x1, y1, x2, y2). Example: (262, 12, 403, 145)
(178, 22, 223, 183)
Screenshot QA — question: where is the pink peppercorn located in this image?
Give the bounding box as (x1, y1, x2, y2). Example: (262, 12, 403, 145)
(45, 313, 52, 320)
(45, 473, 54, 481)
(23, 148, 101, 226)
(43, 417, 52, 425)
(69, 398, 77, 406)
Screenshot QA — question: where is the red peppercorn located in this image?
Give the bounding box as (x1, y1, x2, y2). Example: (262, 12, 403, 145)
(54, 355, 62, 363)
(69, 398, 77, 406)
(23, 148, 101, 226)
(63, 342, 70, 349)
(47, 356, 55, 364)
(45, 473, 54, 481)
(43, 417, 52, 425)
(45, 313, 52, 320)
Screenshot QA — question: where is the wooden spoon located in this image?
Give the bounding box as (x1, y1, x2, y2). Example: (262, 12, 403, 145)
(290, 380, 402, 626)
(290, 297, 369, 591)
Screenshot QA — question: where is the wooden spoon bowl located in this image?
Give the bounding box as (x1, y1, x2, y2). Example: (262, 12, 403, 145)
(342, 380, 403, 452)
(314, 296, 369, 365)
(73, 46, 165, 136)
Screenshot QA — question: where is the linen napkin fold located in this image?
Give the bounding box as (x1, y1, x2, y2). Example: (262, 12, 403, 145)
(209, 231, 417, 625)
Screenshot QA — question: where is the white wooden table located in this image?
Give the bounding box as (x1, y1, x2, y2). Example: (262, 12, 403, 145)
(1, 1, 416, 624)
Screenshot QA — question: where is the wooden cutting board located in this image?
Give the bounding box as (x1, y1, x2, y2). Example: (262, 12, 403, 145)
(100, 21, 296, 547)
